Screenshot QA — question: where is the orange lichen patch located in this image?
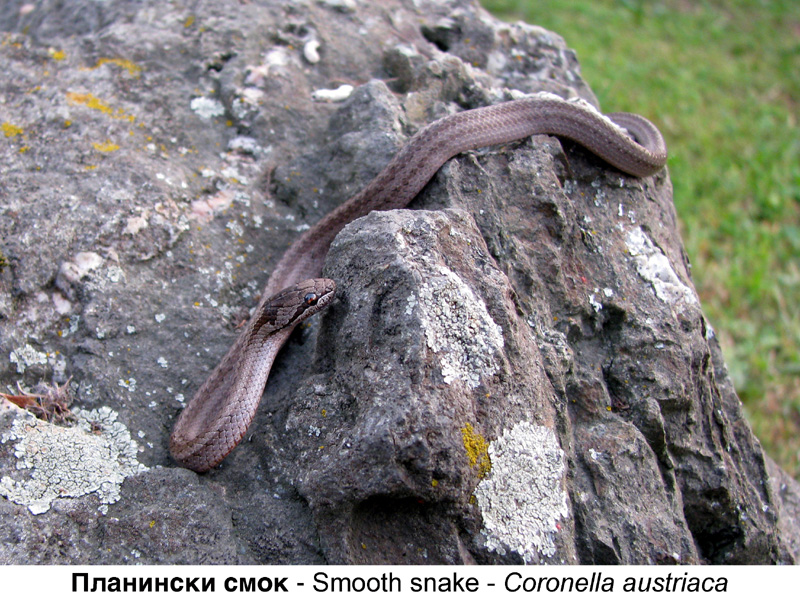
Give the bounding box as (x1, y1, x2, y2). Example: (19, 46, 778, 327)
(92, 140, 120, 153)
(67, 91, 112, 114)
(2, 122, 24, 137)
(461, 422, 491, 478)
(90, 57, 142, 77)
(66, 92, 135, 122)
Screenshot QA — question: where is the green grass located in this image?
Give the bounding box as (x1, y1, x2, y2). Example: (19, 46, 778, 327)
(481, 0, 800, 477)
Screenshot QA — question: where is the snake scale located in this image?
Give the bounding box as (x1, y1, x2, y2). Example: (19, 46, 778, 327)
(169, 94, 668, 472)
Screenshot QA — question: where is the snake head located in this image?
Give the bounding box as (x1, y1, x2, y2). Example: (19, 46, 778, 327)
(297, 278, 336, 315)
(254, 278, 336, 333)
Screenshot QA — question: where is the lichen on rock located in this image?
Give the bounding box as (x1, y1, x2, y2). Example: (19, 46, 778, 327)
(416, 265, 505, 388)
(0, 405, 148, 515)
(474, 421, 568, 561)
(461, 422, 491, 478)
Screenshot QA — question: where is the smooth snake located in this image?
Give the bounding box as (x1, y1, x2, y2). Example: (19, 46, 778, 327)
(169, 94, 668, 472)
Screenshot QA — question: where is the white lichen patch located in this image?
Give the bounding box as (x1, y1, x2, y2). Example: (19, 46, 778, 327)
(414, 266, 504, 388)
(221, 166, 247, 185)
(311, 84, 354, 102)
(626, 227, 698, 307)
(228, 136, 264, 157)
(303, 39, 321, 64)
(190, 96, 225, 120)
(318, 0, 356, 11)
(0, 406, 148, 515)
(118, 378, 137, 392)
(225, 219, 245, 238)
(9, 343, 49, 374)
(588, 292, 603, 313)
(475, 421, 568, 561)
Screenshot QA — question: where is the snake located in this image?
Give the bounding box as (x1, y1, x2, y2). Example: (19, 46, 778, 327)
(169, 93, 668, 472)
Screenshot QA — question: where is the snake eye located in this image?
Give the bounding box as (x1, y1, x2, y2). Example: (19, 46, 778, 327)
(304, 292, 319, 306)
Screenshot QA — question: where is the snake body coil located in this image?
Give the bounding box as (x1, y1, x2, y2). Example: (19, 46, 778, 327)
(170, 94, 668, 472)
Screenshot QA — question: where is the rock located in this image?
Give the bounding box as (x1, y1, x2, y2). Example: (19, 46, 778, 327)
(0, 0, 797, 564)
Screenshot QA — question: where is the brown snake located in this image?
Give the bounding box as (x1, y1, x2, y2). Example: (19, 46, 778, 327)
(169, 93, 668, 472)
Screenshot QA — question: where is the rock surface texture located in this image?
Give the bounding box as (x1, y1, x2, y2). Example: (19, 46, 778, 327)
(1, 0, 798, 564)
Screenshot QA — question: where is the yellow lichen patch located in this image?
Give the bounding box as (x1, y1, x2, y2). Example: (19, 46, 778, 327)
(461, 423, 491, 478)
(67, 92, 113, 114)
(184, 15, 195, 28)
(66, 92, 135, 122)
(2, 122, 24, 137)
(92, 140, 120, 153)
(48, 48, 66, 61)
(91, 57, 142, 77)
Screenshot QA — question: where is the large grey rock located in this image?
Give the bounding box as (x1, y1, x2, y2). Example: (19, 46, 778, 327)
(0, 0, 797, 564)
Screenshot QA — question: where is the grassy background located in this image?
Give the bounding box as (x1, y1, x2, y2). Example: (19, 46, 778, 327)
(480, 0, 800, 477)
